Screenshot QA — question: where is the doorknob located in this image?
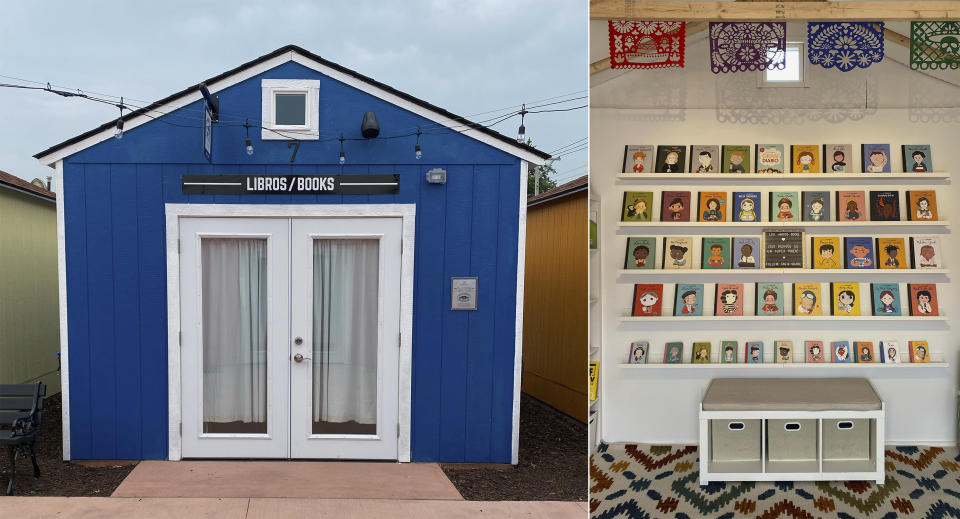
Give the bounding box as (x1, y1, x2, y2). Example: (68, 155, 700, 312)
(293, 353, 311, 363)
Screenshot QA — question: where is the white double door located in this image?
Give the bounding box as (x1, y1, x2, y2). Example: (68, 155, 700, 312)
(180, 217, 401, 459)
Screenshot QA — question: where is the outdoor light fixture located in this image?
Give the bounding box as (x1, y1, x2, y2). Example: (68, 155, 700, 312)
(339, 134, 346, 165)
(516, 104, 527, 143)
(361, 111, 380, 138)
(114, 98, 124, 140)
(415, 128, 422, 160)
(244, 119, 254, 156)
(426, 167, 446, 184)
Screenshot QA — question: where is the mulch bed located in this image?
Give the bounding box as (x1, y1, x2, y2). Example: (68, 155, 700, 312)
(440, 393, 586, 501)
(0, 393, 137, 496)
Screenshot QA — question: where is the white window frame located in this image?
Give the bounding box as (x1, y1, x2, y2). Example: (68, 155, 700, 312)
(758, 42, 807, 88)
(261, 79, 321, 140)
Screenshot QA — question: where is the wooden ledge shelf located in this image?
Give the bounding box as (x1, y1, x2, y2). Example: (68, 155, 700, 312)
(617, 269, 950, 277)
(620, 363, 948, 369)
(615, 172, 950, 181)
(619, 315, 948, 322)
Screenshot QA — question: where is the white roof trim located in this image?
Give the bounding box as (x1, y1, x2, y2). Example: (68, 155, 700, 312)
(37, 50, 547, 166)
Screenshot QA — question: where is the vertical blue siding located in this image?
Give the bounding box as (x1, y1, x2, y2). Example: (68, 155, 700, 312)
(61, 60, 525, 463)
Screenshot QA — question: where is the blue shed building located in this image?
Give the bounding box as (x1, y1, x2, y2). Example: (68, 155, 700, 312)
(35, 45, 549, 463)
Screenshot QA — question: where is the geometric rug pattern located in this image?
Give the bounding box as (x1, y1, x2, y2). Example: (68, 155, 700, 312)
(591, 443, 960, 518)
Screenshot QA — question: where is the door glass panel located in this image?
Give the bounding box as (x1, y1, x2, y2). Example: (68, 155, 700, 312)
(312, 239, 379, 435)
(201, 238, 268, 434)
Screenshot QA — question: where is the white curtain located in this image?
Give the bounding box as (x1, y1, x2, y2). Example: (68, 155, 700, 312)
(201, 238, 268, 428)
(312, 239, 379, 426)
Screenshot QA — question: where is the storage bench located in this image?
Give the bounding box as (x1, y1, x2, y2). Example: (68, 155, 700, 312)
(699, 378, 884, 485)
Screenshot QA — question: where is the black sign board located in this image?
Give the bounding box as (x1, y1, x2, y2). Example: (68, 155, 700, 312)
(762, 229, 806, 268)
(181, 174, 400, 195)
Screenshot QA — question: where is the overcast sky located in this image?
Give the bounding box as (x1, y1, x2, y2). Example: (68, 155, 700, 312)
(1, 1, 587, 186)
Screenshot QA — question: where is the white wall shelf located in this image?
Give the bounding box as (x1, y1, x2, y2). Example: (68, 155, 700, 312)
(620, 363, 948, 369)
(616, 172, 950, 181)
(619, 315, 948, 322)
(618, 221, 949, 228)
(617, 268, 949, 277)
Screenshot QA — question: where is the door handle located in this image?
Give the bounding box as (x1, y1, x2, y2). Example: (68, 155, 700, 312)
(293, 353, 312, 363)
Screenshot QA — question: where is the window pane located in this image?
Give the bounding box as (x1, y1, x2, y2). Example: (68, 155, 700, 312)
(275, 93, 307, 125)
(765, 47, 801, 82)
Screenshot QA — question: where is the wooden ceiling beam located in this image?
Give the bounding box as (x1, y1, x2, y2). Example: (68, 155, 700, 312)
(590, 1, 960, 21)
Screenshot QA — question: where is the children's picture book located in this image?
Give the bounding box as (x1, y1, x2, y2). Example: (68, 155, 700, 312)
(911, 237, 943, 269)
(806, 341, 826, 363)
(769, 191, 799, 222)
(621, 191, 654, 222)
(663, 342, 684, 364)
(701, 237, 732, 270)
(775, 340, 794, 363)
(745, 341, 764, 363)
(907, 283, 940, 316)
(756, 282, 785, 316)
(832, 341, 852, 363)
(871, 283, 902, 316)
(655, 145, 687, 173)
(879, 341, 902, 363)
(624, 237, 658, 270)
(854, 341, 874, 363)
(902, 144, 933, 173)
(661, 190, 692, 222)
(689, 145, 720, 173)
(844, 237, 875, 270)
(811, 236, 842, 269)
(906, 190, 938, 221)
(715, 283, 745, 316)
(763, 230, 805, 268)
(691, 342, 712, 364)
(755, 144, 785, 173)
(823, 144, 853, 173)
(801, 191, 831, 222)
(588, 361, 599, 400)
(831, 282, 861, 316)
(869, 190, 900, 221)
(732, 192, 761, 222)
(862, 144, 891, 173)
(721, 145, 752, 173)
(875, 237, 907, 270)
(628, 341, 649, 364)
(836, 190, 867, 222)
(662, 237, 694, 270)
(632, 284, 664, 316)
(622, 145, 655, 173)
(720, 341, 738, 363)
(732, 237, 761, 269)
(698, 191, 728, 222)
(908, 340, 930, 363)
(791, 145, 821, 173)
(674, 283, 705, 316)
(794, 282, 822, 316)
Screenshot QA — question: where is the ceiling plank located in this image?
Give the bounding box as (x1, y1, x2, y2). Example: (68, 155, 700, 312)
(590, 1, 960, 21)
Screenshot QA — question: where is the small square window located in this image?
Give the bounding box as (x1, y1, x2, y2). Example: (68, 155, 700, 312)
(760, 43, 806, 87)
(275, 93, 306, 126)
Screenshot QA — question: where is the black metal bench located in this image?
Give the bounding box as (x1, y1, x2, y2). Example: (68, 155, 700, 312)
(0, 382, 45, 495)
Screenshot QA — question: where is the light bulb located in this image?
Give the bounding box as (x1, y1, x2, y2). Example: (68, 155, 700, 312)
(517, 124, 525, 143)
(415, 144, 422, 160)
(339, 151, 346, 165)
(114, 119, 124, 140)
(245, 138, 254, 156)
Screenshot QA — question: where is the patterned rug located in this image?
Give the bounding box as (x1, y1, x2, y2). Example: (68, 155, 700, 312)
(591, 443, 960, 518)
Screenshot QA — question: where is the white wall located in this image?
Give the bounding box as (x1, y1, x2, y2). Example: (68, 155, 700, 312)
(591, 28, 960, 445)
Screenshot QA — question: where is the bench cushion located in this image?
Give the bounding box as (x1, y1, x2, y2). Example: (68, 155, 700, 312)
(702, 378, 882, 411)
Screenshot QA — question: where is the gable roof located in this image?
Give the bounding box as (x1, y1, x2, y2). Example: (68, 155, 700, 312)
(0, 170, 56, 201)
(528, 174, 587, 207)
(35, 45, 551, 166)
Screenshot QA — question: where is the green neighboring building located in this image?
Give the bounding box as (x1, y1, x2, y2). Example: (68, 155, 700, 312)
(0, 171, 60, 394)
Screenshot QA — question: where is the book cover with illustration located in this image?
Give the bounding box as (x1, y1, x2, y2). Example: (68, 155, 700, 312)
(622, 145, 655, 173)
(621, 191, 654, 222)
(720, 341, 739, 363)
(869, 190, 900, 221)
(906, 190, 938, 221)
(689, 145, 720, 173)
(902, 144, 933, 173)
(908, 340, 930, 363)
(588, 361, 599, 400)
(831, 282, 861, 316)
(879, 341, 902, 364)
(836, 190, 867, 222)
(775, 340, 794, 363)
(875, 237, 907, 270)
(631, 284, 664, 316)
(674, 283, 705, 317)
(701, 237, 732, 270)
(732, 192, 761, 222)
(624, 237, 658, 270)
(661, 190, 692, 222)
(862, 143, 891, 172)
(732, 237, 761, 269)
(745, 341, 764, 363)
(844, 237, 875, 270)
(811, 236, 842, 269)
(907, 283, 940, 316)
(715, 283, 745, 316)
(806, 341, 826, 363)
(662, 236, 694, 270)
(832, 341, 852, 363)
(793, 282, 822, 316)
(655, 145, 686, 173)
(628, 341, 649, 364)
(721, 145, 752, 173)
(802, 191, 831, 222)
(871, 283, 902, 316)
(756, 282, 785, 316)
(698, 191, 728, 222)
(691, 342, 712, 364)
(823, 144, 853, 172)
(755, 144, 785, 173)
(911, 237, 943, 269)
(769, 191, 799, 222)
(664, 342, 684, 364)
(854, 341, 875, 363)
(791, 145, 821, 173)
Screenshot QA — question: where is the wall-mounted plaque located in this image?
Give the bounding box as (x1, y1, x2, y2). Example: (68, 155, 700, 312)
(451, 277, 478, 311)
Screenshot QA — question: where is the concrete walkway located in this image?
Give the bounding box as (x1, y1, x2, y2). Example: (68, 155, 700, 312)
(0, 497, 588, 518)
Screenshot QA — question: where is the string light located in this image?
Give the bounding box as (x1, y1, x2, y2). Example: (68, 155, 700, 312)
(516, 104, 527, 143)
(415, 128, 422, 160)
(338, 134, 346, 165)
(244, 119, 254, 155)
(114, 97, 124, 140)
